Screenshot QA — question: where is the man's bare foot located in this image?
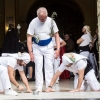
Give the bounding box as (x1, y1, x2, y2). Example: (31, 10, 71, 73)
(45, 88, 55, 92)
(69, 89, 80, 93)
(26, 89, 33, 93)
(0, 92, 4, 94)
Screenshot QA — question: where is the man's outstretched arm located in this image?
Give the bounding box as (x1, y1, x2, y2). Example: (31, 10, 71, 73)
(46, 70, 62, 92)
(19, 71, 32, 93)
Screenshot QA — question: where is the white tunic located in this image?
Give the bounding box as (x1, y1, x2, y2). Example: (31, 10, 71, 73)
(27, 17, 59, 40)
(59, 60, 87, 74)
(0, 57, 23, 71)
(79, 34, 91, 46)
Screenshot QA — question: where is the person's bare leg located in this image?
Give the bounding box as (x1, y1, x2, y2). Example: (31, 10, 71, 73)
(29, 67, 33, 79)
(13, 71, 16, 78)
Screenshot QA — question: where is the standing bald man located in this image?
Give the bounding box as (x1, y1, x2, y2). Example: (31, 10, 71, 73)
(27, 7, 60, 92)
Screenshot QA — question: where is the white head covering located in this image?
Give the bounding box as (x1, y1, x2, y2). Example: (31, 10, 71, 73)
(62, 53, 87, 65)
(83, 25, 92, 41)
(2, 52, 30, 64)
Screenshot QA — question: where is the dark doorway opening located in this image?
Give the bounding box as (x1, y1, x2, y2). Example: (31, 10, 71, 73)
(26, 0, 84, 40)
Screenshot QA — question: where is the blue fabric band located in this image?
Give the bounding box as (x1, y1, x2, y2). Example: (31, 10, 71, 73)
(32, 37, 52, 46)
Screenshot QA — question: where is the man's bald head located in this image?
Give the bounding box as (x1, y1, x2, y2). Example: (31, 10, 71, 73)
(37, 7, 48, 22)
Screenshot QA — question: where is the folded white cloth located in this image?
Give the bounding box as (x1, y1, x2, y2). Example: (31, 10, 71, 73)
(62, 53, 87, 65)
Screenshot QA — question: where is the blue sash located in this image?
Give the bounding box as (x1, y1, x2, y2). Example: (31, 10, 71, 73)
(32, 37, 52, 46)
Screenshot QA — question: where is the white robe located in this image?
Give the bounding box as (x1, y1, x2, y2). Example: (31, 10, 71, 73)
(59, 53, 100, 91)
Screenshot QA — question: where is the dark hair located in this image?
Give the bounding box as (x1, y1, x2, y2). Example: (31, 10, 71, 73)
(9, 24, 14, 29)
(64, 33, 70, 38)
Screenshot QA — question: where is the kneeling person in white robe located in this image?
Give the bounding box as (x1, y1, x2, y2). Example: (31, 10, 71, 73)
(1, 52, 32, 93)
(46, 53, 100, 92)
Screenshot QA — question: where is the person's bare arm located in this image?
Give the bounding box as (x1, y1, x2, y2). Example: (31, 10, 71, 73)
(76, 68, 84, 90)
(8, 66, 24, 91)
(54, 39, 66, 49)
(54, 33, 60, 59)
(19, 71, 32, 93)
(60, 40, 66, 48)
(46, 70, 62, 92)
(77, 38, 84, 44)
(27, 34, 34, 61)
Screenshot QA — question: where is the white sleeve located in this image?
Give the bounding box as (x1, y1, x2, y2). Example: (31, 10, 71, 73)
(58, 63, 67, 72)
(14, 65, 23, 71)
(81, 35, 85, 40)
(53, 20, 59, 33)
(7, 58, 17, 69)
(27, 20, 34, 36)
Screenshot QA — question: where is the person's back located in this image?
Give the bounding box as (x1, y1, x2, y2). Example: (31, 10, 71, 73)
(0, 56, 17, 68)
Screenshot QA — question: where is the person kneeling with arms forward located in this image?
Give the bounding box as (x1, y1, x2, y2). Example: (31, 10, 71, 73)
(1, 52, 32, 93)
(46, 53, 100, 92)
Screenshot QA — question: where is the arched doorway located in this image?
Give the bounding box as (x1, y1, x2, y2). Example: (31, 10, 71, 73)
(26, 0, 84, 40)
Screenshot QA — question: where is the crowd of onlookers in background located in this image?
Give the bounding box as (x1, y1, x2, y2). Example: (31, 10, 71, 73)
(0, 24, 99, 82)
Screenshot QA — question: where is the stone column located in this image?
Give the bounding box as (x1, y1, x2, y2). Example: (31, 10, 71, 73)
(97, 0, 100, 78)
